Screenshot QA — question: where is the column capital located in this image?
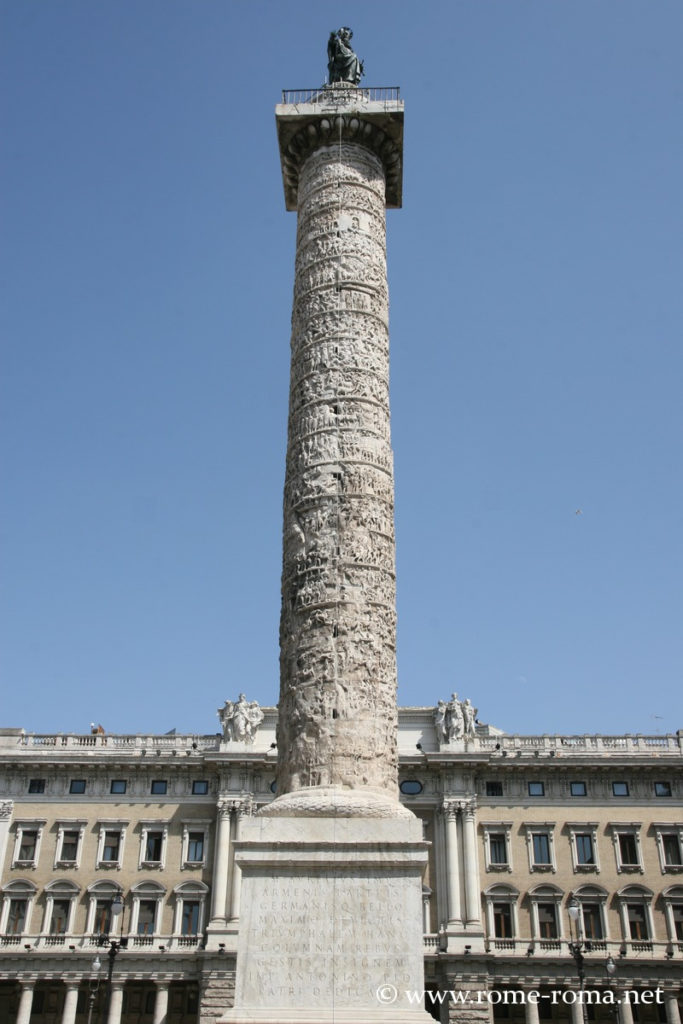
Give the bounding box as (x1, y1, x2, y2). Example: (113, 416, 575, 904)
(442, 798, 461, 820)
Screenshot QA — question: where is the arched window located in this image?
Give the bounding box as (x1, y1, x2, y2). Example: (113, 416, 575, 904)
(528, 884, 564, 946)
(42, 880, 80, 942)
(570, 884, 609, 943)
(130, 881, 166, 943)
(173, 881, 209, 942)
(661, 885, 683, 944)
(85, 880, 123, 938)
(615, 884, 655, 947)
(484, 884, 519, 946)
(0, 879, 37, 940)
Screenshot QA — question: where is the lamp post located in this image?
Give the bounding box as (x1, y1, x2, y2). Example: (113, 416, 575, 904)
(86, 956, 101, 1024)
(97, 893, 126, 1024)
(605, 955, 620, 1024)
(567, 893, 589, 1024)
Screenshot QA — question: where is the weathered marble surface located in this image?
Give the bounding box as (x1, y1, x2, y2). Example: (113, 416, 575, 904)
(218, 814, 432, 1024)
(276, 139, 400, 800)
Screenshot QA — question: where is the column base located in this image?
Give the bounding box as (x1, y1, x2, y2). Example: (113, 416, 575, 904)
(221, 808, 432, 1023)
(219, 1011, 433, 1023)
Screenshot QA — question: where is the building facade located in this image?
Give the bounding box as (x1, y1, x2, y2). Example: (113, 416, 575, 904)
(1, 708, 681, 1023)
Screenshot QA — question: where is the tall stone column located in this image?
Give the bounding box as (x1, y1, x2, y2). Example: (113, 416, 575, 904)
(271, 83, 404, 814)
(107, 982, 125, 1024)
(153, 982, 169, 1024)
(61, 983, 80, 1024)
(208, 801, 232, 926)
(219, 67, 431, 1024)
(462, 799, 482, 925)
(443, 801, 462, 926)
(16, 982, 34, 1024)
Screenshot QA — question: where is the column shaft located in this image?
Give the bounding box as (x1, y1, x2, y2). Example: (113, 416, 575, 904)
(16, 983, 34, 1024)
(463, 803, 482, 924)
(666, 994, 681, 1024)
(277, 136, 397, 798)
(209, 803, 232, 923)
(61, 983, 80, 1024)
(444, 805, 462, 926)
(619, 993, 635, 1024)
(525, 993, 540, 1024)
(107, 982, 125, 1024)
(229, 808, 246, 920)
(153, 983, 169, 1024)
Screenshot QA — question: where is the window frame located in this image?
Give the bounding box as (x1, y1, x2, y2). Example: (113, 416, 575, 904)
(181, 821, 211, 869)
(662, 885, 683, 943)
(172, 881, 209, 940)
(528, 781, 545, 798)
(85, 881, 123, 937)
(130, 881, 166, 942)
(570, 781, 587, 797)
(54, 820, 87, 869)
(569, 885, 609, 943)
(528, 885, 564, 945)
(139, 821, 169, 869)
(95, 820, 128, 869)
(110, 779, 127, 795)
(28, 779, 46, 794)
(615, 885, 655, 946)
(42, 880, 80, 939)
(150, 779, 168, 796)
(567, 823, 600, 873)
(482, 823, 513, 872)
(484, 884, 519, 944)
(11, 820, 46, 869)
(654, 781, 673, 798)
(192, 780, 209, 796)
(612, 781, 629, 798)
(69, 779, 87, 795)
(653, 824, 683, 873)
(0, 880, 37, 936)
(524, 823, 557, 873)
(609, 823, 643, 874)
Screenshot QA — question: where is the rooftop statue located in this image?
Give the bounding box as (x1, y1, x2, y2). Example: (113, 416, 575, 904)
(327, 27, 364, 85)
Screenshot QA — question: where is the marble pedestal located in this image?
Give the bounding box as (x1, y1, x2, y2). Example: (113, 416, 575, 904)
(218, 790, 433, 1024)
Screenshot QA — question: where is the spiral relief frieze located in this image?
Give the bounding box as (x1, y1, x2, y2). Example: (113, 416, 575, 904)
(276, 135, 400, 798)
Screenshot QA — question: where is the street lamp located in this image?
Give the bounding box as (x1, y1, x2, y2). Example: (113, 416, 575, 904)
(567, 894, 589, 1024)
(97, 894, 127, 1023)
(86, 956, 101, 1024)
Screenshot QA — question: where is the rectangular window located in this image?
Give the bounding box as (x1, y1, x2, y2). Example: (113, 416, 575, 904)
(70, 779, 86, 794)
(151, 780, 167, 795)
(537, 903, 557, 939)
(187, 832, 205, 863)
(486, 781, 503, 797)
(18, 831, 37, 861)
(570, 782, 587, 797)
(612, 781, 629, 797)
(60, 831, 79, 861)
(663, 834, 682, 866)
(489, 834, 508, 865)
(576, 833, 595, 865)
(655, 781, 672, 798)
(673, 906, 683, 941)
(110, 780, 127, 795)
(528, 782, 545, 797)
(192, 780, 209, 795)
(28, 779, 45, 794)
(627, 904, 648, 940)
(50, 899, 70, 934)
(7, 899, 27, 935)
(137, 900, 157, 936)
(493, 903, 513, 938)
(144, 832, 163, 862)
(619, 834, 639, 866)
(94, 900, 111, 935)
(582, 904, 603, 940)
(102, 832, 120, 862)
(181, 900, 200, 935)
(532, 833, 551, 865)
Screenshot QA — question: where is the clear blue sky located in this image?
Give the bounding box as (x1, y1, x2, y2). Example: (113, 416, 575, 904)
(2, 1, 681, 738)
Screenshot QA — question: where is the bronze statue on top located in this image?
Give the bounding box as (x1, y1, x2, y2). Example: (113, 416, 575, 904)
(327, 28, 364, 85)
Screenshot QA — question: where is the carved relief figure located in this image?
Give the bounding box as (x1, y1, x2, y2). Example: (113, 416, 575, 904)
(218, 694, 265, 743)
